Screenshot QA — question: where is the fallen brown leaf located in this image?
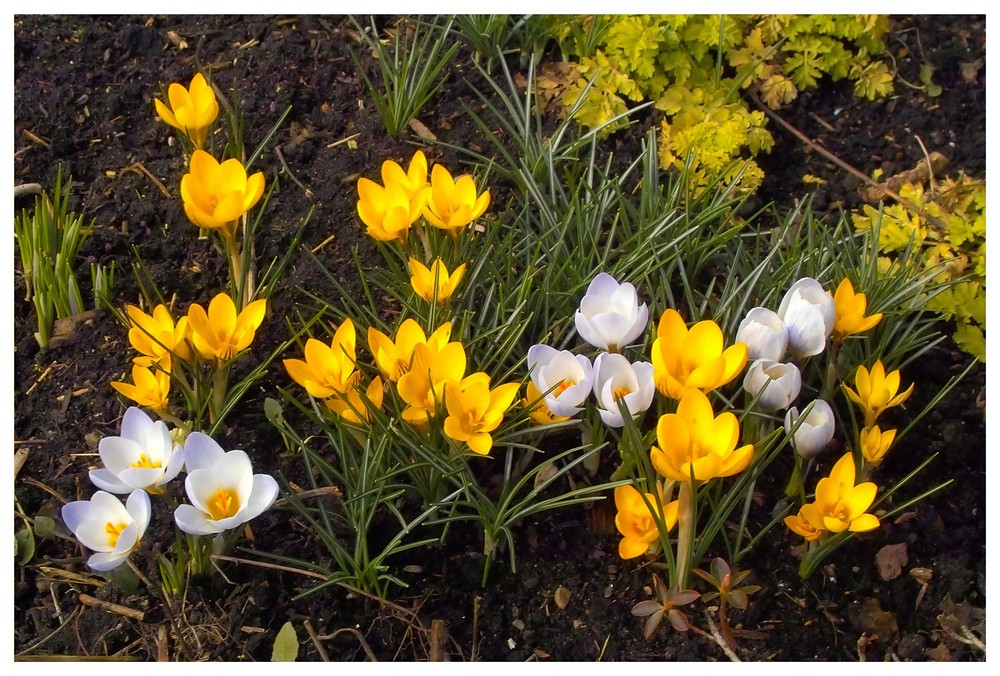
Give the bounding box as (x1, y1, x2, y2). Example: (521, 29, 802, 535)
(875, 542, 908, 581)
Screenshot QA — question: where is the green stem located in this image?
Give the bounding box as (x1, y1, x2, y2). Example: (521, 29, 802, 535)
(676, 480, 696, 588)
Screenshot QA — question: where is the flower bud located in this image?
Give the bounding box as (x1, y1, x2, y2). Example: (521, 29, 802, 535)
(777, 278, 835, 358)
(735, 307, 788, 362)
(592, 353, 655, 428)
(574, 273, 648, 352)
(743, 359, 801, 411)
(784, 399, 835, 459)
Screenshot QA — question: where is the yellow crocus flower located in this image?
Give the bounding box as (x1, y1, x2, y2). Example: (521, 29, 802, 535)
(409, 257, 466, 304)
(842, 360, 914, 428)
(356, 177, 426, 242)
(651, 309, 747, 400)
(186, 293, 266, 363)
(832, 277, 883, 341)
(180, 150, 265, 242)
(381, 150, 428, 200)
(111, 365, 171, 411)
(397, 340, 467, 426)
(784, 505, 826, 542)
(443, 375, 520, 455)
(153, 72, 219, 149)
(367, 320, 452, 382)
(326, 376, 384, 425)
(860, 425, 897, 466)
(809, 453, 880, 534)
(650, 388, 754, 484)
(283, 319, 359, 398)
(421, 164, 490, 234)
(614, 484, 679, 560)
(126, 304, 190, 372)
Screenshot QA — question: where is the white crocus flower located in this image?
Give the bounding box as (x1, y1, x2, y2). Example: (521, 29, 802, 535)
(784, 399, 836, 459)
(61, 489, 151, 571)
(743, 359, 802, 411)
(735, 307, 788, 362)
(776, 278, 835, 358)
(592, 353, 656, 428)
(174, 433, 279, 536)
(574, 273, 649, 352)
(526, 344, 594, 417)
(89, 407, 185, 494)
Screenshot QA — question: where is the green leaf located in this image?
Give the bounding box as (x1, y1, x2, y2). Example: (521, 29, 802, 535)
(264, 397, 285, 425)
(33, 515, 56, 539)
(15, 528, 35, 565)
(271, 621, 299, 662)
(102, 563, 140, 595)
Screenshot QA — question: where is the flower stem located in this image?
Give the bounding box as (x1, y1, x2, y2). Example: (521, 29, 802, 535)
(676, 480, 695, 588)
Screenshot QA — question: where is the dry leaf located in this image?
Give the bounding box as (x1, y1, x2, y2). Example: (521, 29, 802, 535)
(408, 117, 437, 141)
(850, 598, 898, 641)
(959, 58, 983, 84)
(553, 586, 572, 610)
(875, 542, 908, 581)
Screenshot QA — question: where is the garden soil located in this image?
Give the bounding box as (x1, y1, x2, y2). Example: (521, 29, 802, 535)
(12, 15, 986, 661)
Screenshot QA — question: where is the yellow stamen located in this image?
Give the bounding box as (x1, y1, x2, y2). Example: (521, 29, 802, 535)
(613, 386, 632, 402)
(130, 453, 161, 469)
(105, 521, 127, 547)
(555, 379, 575, 396)
(207, 488, 240, 520)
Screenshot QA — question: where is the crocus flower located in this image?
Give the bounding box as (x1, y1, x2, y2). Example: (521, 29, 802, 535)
(651, 309, 747, 400)
(650, 388, 754, 484)
(153, 72, 219, 149)
(357, 177, 426, 242)
(776, 277, 835, 358)
(591, 353, 656, 428)
(186, 293, 266, 363)
(522, 381, 570, 425)
(574, 273, 649, 352)
(173, 432, 279, 536)
(743, 359, 801, 411)
(807, 452, 880, 534)
(381, 150, 429, 200)
(615, 484, 679, 559)
(783, 505, 825, 542)
(735, 307, 788, 362)
(832, 277, 882, 341)
(62, 489, 151, 571)
(842, 360, 914, 428)
(421, 164, 490, 234)
(784, 399, 836, 459)
(860, 425, 896, 466)
(111, 364, 171, 411)
(126, 304, 191, 374)
(89, 407, 185, 495)
(397, 340, 467, 426)
(409, 257, 466, 304)
(367, 320, 452, 382)
(443, 375, 520, 454)
(326, 376, 384, 425)
(283, 318, 360, 398)
(181, 150, 265, 242)
(526, 345, 594, 417)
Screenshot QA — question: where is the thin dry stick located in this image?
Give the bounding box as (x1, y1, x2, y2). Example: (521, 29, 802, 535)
(471, 595, 481, 662)
(78, 593, 145, 621)
(703, 612, 741, 662)
(748, 91, 949, 231)
(121, 162, 172, 199)
(315, 627, 378, 661)
(303, 618, 331, 662)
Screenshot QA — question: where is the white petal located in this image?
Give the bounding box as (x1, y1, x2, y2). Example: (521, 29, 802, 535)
(545, 395, 584, 417)
(99, 436, 144, 475)
(126, 489, 152, 537)
(585, 272, 620, 298)
(574, 312, 605, 350)
(88, 551, 129, 571)
(111, 521, 139, 555)
(118, 467, 164, 491)
(88, 468, 131, 493)
(587, 313, 633, 350)
(215, 451, 255, 503)
(174, 504, 222, 535)
(185, 469, 219, 514)
(120, 406, 154, 442)
(619, 303, 649, 347)
(598, 405, 625, 428)
(160, 444, 186, 485)
(784, 304, 828, 357)
(182, 432, 226, 472)
(90, 490, 131, 522)
(61, 500, 93, 535)
(241, 474, 280, 522)
(75, 520, 114, 552)
(527, 344, 558, 378)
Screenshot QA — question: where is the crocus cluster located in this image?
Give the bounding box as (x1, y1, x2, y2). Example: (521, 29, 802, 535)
(62, 407, 277, 572)
(356, 150, 489, 306)
(843, 359, 913, 467)
(111, 293, 266, 414)
(285, 317, 519, 455)
(528, 273, 654, 428)
(784, 452, 880, 541)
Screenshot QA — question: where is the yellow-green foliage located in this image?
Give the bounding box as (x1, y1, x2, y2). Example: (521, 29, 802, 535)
(557, 15, 893, 196)
(852, 175, 986, 361)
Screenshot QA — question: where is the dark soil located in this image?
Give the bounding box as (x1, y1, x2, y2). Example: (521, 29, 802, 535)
(12, 15, 986, 661)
